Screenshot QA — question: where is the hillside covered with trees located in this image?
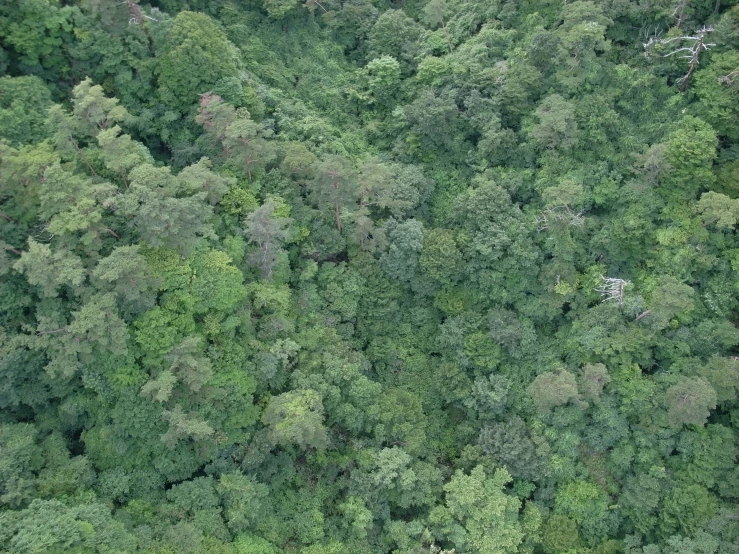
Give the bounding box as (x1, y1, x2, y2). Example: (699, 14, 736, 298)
(1, 0, 739, 552)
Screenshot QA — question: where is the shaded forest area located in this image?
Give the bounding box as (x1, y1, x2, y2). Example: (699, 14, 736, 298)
(1, 0, 739, 552)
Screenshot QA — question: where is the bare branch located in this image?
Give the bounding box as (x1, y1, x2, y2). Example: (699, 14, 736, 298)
(644, 26, 714, 91)
(535, 205, 585, 232)
(673, 0, 690, 28)
(122, 0, 157, 24)
(596, 276, 630, 309)
(719, 67, 739, 86)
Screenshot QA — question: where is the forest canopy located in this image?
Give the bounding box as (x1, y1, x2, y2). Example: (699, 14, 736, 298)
(1, 0, 739, 553)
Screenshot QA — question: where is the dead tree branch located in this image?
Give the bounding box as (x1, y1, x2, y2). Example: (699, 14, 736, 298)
(644, 26, 715, 91)
(596, 276, 630, 310)
(535, 205, 585, 232)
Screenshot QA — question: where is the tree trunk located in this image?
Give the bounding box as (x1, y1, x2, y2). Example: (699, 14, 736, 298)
(635, 310, 652, 321)
(3, 245, 22, 255)
(101, 227, 121, 239)
(442, 19, 452, 53)
(334, 199, 342, 233)
(69, 136, 97, 176)
(675, 0, 689, 28)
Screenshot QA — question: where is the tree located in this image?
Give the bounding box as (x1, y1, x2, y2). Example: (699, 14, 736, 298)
(660, 116, 718, 202)
(160, 404, 215, 448)
(96, 125, 154, 186)
(35, 162, 116, 240)
(554, 480, 614, 544)
(554, 1, 612, 90)
(367, 10, 423, 74)
(540, 514, 579, 554)
(0, 499, 136, 553)
(423, 0, 453, 53)
(596, 276, 629, 309)
(401, 89, 465, 157)
(165, 336, 213, 393)
(530, 94, 579, 151)
(694, 51, 739, 141)
(478, 417, 548, 480)
(223, 111, 276, 181)
(280, 142, 317, 179)
(360, 56, 402, 110)
(196, 94, 276, 181)
(261, 389, 329, 450)
(621, 471, 666, 535)
(432, 465, 525, 554)
(111, 163, 216, 255)
(660, 484, 718, 537)
(92, 245, 161, 315)
(451, 180, 538, 298)
(177, 157, 233, 205)
(262, 0, 301, 19)
(0, 76, 52, 145)
(14, 240, 85, 297)
(186, 249, 247, 314)
(419, 229, 462, 285)
(156, 11, 242, 109)
(23, 292, 130, 379)
(646, 26, 716, 91)
(487, 309, 537, 359)
(307, 155, 358, 233)
(0, 0, 75, 87)
(357, 156, 412, 217)
(664, 377, 717, 428)
(527, 370, 582, 413)
(44, 79, 128, 177)
(466, 374, 510, 418)
(218, 472, 270, 534)
(379, 218, 424, 282)
(243, 201, 293, 280)
(580, 363, 610, 402)
(67, 78, 129, 137)
(0, 423, 43, 508)
(696, 191, 739, 229)
(645, 277, 696, 330)
(698, 356, 739, 406)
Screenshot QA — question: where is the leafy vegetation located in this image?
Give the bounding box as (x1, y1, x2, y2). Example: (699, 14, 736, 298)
(1, 0, 738, 553)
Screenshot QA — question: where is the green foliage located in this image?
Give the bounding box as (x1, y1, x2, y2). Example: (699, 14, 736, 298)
(14, 240, 85, 297)
(580, 363, 610, 402)
(157, 11, 242, 109)
(660, 116, 718, 202)
(664, 377, 717, 428)
(1, 1, 739, 553)
(368, 10, 423, 74)
(261, 389, 329, 450)
(115, 163, 216, 255)
(433, 465, 525, 554)
(694, 52, 739, 141)
(379, 218, 424, 282)
(528, 370, 581, 413)
(0, 499, 136, 553)
(0, 76, 52, 145)
(419, 228, 462, 285)
(244, 200, 294, 279)
(262, 0, 301, 20)
(478, 417, 548, 480)
(530, 94, 579, 151)
(541, 514, 579, 554)
(362, 56, 401, 109)
(660, 484, 718, 537)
